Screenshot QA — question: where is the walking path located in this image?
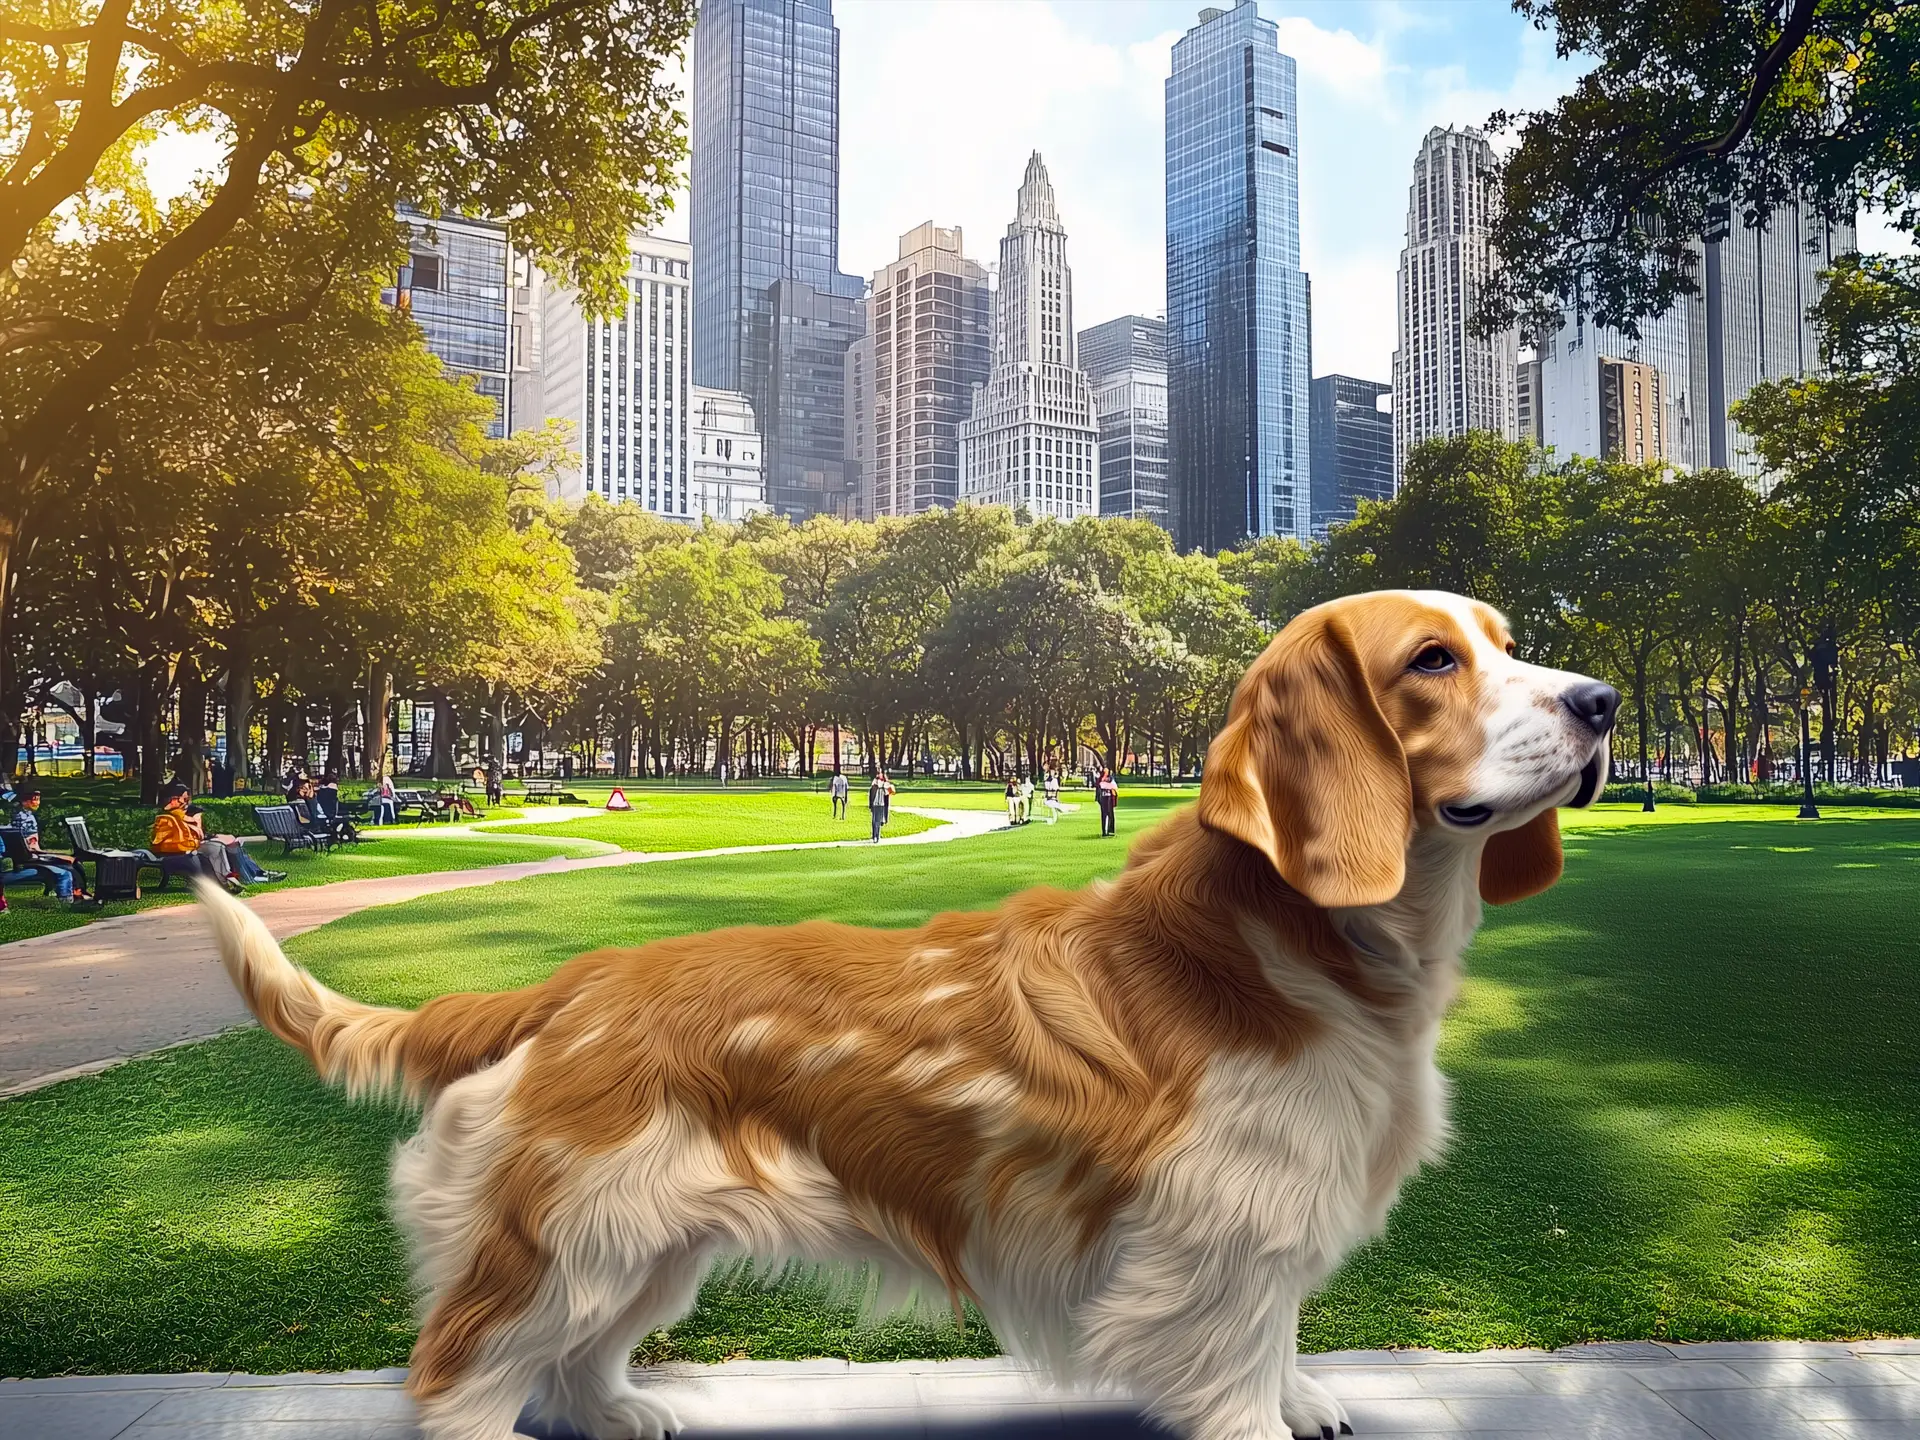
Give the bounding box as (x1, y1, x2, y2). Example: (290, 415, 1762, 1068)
(6, 1342, 1916, 1439)
(0, 807, 999, 1097)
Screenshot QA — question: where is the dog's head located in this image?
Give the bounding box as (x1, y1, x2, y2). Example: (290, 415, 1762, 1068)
(1197, 590, 1616, 909)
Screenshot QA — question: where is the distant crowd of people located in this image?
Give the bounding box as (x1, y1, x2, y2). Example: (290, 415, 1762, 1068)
(825, 765, 1121, 842)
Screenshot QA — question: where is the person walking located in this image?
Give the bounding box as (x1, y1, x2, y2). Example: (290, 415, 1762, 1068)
(1018, 771, 1035, 826)
(1041, 768, 1064, 824)
(485, 755, 504, 807)
(829, 770, 849, 820)
(9, 786, 93, 905)
(867, 769, 893, 842)
(1004, 776, 1020, 826)
(1096, 768, 1119, 837)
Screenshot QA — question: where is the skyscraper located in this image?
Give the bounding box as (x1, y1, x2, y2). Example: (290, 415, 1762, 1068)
(533, 234, 694, 517)
(1079, 315, 1169, 526)
(691, 0, 864, 518)
(855, 223, 992, 517)
(1308, 375, 1393, 536)
(959, 154, 1100, 521)
(1164, 0, 1312, 553)
(390, 210, 514, 438)
(1392, 126, 1517, 478)
(1534, 197, 1855, 480)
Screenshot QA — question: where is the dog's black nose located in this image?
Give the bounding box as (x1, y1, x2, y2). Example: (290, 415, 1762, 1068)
(1561, 681, 1621, 735)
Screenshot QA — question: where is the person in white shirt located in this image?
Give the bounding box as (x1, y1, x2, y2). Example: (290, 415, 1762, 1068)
(829, 770, 849, 819)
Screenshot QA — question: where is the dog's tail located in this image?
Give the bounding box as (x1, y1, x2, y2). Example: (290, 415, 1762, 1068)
(195, 880, 557, 1102)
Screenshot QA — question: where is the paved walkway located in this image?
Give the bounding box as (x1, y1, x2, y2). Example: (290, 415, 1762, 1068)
(5, 1343, 1916, 1438)
(0, 808, 999, 1097)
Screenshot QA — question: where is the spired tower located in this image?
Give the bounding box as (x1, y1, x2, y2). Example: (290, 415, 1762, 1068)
(959, 154, 1100, 520)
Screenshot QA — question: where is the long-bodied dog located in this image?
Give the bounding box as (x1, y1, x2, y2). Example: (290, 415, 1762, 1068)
(198, 590, 1616, 1440)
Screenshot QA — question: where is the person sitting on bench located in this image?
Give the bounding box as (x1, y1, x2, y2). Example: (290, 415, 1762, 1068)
(10, 786, 94, 905)
(151, 784, 283, 892)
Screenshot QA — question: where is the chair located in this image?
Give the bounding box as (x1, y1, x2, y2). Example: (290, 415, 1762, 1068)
(254, 805, 323, 856)
(62, 816, 155, 901)
(0, 827, 61, 896)
(310, 790, 361, 845)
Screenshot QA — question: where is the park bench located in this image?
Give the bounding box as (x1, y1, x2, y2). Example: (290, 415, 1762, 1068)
(255, 805, 326, 856)
(308, 791, 363, 845)
(392, 788, 451, 822)
(61, 816, 155, 900)
(0, 827, 62, 897)
(521, 779, 583, 804)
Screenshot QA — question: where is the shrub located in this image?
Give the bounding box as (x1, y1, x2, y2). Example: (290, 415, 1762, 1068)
(1694, 782, 1920, 809)
(1600, 780, 1697, 804)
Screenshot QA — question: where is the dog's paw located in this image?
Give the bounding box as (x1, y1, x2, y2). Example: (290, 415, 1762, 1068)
(1282, 1371, 1350, 1439)
(567, 1385, 679, 1440)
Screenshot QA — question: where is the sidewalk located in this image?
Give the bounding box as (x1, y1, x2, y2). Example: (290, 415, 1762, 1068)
(0, 807, 1000, 1097)
(6, 1343, 1917, 1439)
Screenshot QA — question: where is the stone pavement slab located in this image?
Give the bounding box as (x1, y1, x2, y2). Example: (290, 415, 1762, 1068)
(6, 1342, 1917, 1439)
(0, 807, 999, 1096)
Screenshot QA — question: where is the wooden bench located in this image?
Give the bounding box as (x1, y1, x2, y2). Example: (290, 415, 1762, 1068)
(391, 789, 452, 822)
(521, 779, 582, 804)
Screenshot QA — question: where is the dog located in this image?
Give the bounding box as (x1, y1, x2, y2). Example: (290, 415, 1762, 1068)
(197, 589, 1617, 1440)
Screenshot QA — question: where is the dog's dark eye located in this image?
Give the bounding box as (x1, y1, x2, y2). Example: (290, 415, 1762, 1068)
(1410, 645, 1456, 673)
(1505, 641, 1517, 656)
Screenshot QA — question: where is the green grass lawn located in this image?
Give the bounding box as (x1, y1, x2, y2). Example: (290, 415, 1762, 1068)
(489, 789, 941, 849)
(0, 832, 605, 943)
(2, 798, 1915, 1376)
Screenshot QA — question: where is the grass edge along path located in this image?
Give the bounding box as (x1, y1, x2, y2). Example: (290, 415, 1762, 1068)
(0, 802, 1915, 1376)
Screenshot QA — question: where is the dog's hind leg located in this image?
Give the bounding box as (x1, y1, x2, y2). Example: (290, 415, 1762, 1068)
(532, 1248, 706, 1440)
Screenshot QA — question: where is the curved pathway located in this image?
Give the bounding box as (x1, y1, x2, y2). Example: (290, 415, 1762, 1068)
(0, 807, 1001, 1098)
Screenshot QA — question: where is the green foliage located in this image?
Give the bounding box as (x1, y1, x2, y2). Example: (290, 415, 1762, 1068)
(1599, 781, 1697, 804)
(1488, 0, 1920, 337)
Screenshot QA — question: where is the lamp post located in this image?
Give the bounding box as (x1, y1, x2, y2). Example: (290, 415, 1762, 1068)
(1797, 685, 1820, 819)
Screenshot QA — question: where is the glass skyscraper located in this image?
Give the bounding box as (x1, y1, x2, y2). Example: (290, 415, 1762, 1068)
(1164, 1, 1312, 553)
(390, 209, 513, 438)
(1308, 374, 1393, 537)
(1079, 315, 1169, 526)
(691, 0, 864, 519)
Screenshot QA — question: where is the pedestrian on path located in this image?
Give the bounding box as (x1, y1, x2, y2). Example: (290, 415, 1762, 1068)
(9, 786, 93, 905)
(1004, 776, 1020, 826)
(1096, 768, 1119, 837)
(1018, 772, 1035, 826)
(867, 769, 894, 842)
(369, 773, 398, 826)
(1041, 769, 1065, 824)
(830, 770, 849, 820)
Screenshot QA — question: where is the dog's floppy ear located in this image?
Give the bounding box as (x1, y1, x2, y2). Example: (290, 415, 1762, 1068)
(1478, 809, 1563, 904)
(1197, 610, 1412, 908)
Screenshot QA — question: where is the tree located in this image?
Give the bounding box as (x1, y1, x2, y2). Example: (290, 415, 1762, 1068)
(0, 0, 696, 692)
(1487, 0, 1919, 337)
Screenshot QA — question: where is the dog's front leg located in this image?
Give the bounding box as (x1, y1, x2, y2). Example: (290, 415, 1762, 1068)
(1275, 1289, 1350, 1440)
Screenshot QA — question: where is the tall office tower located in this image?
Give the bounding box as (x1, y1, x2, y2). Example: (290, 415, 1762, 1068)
(852, 223, 993, 517)
(1078, 315, 1170, 526)
(1391, 126, 1517, 480)
(691, 0, 865, 518)
(390, 210, 515, 437)
(959, 154, 1100, 520)
(843, 329, 873, 518)
(535, 234, 694, 517)
(1536, 197, 1854, 480)
(1164, 1, 1312, 553)
(1308, 375, 1394, 536)
(1514, 356, 1543, 444)
(691, 387, 767, 522)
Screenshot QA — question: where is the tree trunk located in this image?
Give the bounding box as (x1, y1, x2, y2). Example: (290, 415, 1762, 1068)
(430, 689, 458, 778)
(137, 657, 178, 806)
(176, 665, 210, 792)
(80, 686, 97, 778)
(364, 665, 394, 779)
(226, 639, 255, 787)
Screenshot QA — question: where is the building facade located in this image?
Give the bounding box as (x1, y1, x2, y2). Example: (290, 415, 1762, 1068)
(1078, 315, 1169, 526)
(536, 234, 693, 517)
(1164, 0, 1312, 552)
(1534, 198, 1855, 481)
(1514, 355, 1543, 444)
(1391, 126, 1517, 479)
(959, 154, 1100, 520)
(392, 210, 514, 437)
(1308, 375, 1393, 536)
(691, 0, 864, 518)
(691, 386, 767, 522)
(1599, 358, 1666, 464)
(851, 223, 991, 518)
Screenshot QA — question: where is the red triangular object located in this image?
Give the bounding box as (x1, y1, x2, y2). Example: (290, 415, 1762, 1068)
(605, 788, 632, 811)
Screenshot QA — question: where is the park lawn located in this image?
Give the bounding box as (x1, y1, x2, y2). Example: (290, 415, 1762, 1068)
(486, 789, 943, 850)
(0, 832, 607, 944)
(1, 801, 1916, 1376)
